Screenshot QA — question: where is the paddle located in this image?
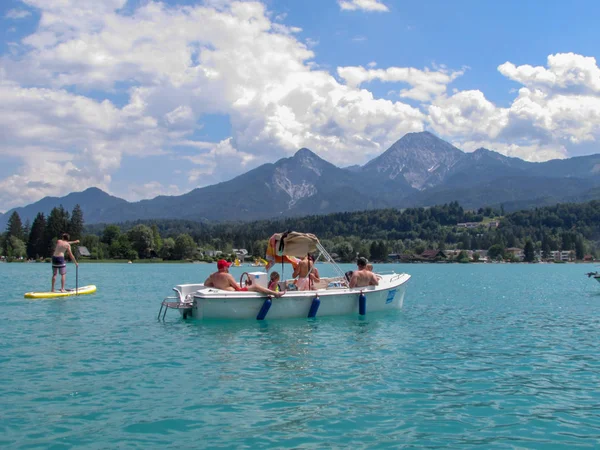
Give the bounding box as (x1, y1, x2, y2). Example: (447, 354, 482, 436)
(76, 264, 79, 296)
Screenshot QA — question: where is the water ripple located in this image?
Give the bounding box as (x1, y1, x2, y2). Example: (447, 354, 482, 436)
(2, 263, 600, 448)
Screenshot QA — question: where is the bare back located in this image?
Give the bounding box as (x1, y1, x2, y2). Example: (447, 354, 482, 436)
(204, 272, 239, 291)
(294, 259, 310, 278)
(53, 239, 71, 257)
(350, 269, 379, 288)
(294, 259, 319, 279)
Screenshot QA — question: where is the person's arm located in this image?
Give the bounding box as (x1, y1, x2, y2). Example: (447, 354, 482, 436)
(349, 272, 358, 288)
(204, 275, 214, 287)
(66, 246, 78, 266)
(292, 265, 300, 278)
(68, 240, 80, 245)
(310, 268, 320, 282)
(370, 273, 379, 286)
(228, 274, 244, 291)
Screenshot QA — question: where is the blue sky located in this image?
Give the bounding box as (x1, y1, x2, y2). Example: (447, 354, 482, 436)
(1, 0, 600, 212)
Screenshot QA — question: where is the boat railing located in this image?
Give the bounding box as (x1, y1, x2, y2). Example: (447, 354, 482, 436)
(158, 287, 193, 320)
(316, 242, 350, 287)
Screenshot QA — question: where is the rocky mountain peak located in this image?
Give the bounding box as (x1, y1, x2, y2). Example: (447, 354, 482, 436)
(361, 131, 465, 190)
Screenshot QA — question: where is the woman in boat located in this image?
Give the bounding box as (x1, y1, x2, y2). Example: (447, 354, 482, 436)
(293, 253, 320, 290)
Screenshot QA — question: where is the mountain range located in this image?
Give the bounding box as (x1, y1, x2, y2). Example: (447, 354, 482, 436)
(2, 131, 600, 228)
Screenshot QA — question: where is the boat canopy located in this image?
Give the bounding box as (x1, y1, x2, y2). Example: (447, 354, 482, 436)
(265, 231, 320, 270)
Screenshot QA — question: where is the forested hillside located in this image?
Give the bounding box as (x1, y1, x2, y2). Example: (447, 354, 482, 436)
(3, 200, 599, 262)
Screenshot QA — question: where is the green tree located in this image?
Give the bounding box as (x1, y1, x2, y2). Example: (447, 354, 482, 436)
(369, 241, 379, 261)
(151, 224, 163, 252)
(488, 244, 505, 260)
(69, 204, 84, 240)
(22, 219, 31, 241)
(378, 241, 388, 261)
(81, 234, 102, 259)
(541, 235, 552, 260)
(334, 242, 354, 262)
(523, 240, 535, 262)
(160, 237, 175, 260)
(45, 206, 69, 255)
(102, 225, 121, 246)
(456, 250, 470, 263)
(173, 234, 197, 260)
(27, 213, 47, 259)
(110, 235, 133, 259)
(6, 211, 24, 241)
(7, 236, 27, 259)
(127, 224, 155, 259)
(575, 237, 585, 260)
(459, 233, 471, 250)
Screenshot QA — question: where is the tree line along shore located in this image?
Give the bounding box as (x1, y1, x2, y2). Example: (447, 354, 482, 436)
(2, 200, 599, 264)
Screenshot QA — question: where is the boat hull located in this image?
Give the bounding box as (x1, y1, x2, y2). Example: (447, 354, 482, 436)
(174, 273, 410, 320)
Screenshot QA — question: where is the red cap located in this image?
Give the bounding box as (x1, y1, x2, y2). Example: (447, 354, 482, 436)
(217, 259, 232, 270)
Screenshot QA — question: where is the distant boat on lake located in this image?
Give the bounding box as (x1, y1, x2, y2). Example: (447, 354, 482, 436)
(586, 271, 600, 283)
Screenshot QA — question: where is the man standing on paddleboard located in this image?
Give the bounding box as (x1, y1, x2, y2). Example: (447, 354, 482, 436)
(51, 233, 79, 292)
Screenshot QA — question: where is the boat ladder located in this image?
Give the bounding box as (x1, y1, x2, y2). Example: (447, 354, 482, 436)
(158, 288, 193, 320)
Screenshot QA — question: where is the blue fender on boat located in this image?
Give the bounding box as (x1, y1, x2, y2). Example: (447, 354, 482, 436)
(257, 297, 272, 320)
(359, 292, 366, 316)
(308, 295, 320, 318)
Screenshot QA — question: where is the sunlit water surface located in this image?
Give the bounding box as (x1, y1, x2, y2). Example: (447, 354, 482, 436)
(2, 262, 600, 449)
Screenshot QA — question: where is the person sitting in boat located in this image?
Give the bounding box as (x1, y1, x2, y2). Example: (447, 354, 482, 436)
(204, 260, 284, 297)
(293, 253, 320, 290)
(245, 276, 285, 298)
(349, 257, 379, 288)
(51, 233, 79, 292)
(204, 259, 245, 291)
(268, 272, 281, 291)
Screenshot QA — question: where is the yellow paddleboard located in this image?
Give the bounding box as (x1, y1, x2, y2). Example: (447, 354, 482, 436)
(24, 285, 97, 299)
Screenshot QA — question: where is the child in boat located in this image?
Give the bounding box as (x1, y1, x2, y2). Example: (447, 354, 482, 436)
(268, 272, 280, 291)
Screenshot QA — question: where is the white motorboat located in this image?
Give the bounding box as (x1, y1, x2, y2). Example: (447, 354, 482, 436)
(159, 232, 411, 320)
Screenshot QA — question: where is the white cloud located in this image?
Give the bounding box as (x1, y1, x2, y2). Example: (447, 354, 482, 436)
(6, 9, 32, 19)
(496, 55, 600, 149)
(0, 0, 429, 209)
(305, 37, 319, 48)
(129, 181, 182, 201)
(427, 53, 600, 162)
(456, 140, 567, 162)
(338, 65, 465, 101)
(182, 138, 259, 185)
(428, 90, 508, 139)
(338, 0, 389, 12)
(2, 2, 600, 211)
(0, 79, 165, 209)
(498, 53, 600, 95)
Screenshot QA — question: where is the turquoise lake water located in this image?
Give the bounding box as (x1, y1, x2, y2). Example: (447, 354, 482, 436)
(2, 262, 600, 449)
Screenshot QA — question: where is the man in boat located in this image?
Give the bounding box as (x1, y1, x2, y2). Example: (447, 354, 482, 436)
(349, 257, 379, 288)
(204, 259, 284, 297)
(292, 253, 320, 290)
(51, 233, 79, 292)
